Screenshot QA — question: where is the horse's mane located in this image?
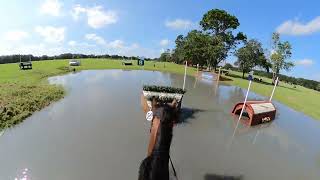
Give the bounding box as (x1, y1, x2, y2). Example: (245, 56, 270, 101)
(139, 103, 178, 180)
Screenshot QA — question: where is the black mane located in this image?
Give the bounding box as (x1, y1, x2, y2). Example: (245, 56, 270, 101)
(139, 104, 177, 180)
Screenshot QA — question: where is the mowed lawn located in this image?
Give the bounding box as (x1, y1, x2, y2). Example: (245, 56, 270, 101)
(0, 59, 196, 84)
(225, 71, 320, 120)
(0, 58, 319, 130)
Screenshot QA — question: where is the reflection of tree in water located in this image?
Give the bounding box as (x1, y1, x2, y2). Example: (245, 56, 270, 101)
(227, 87, 245, 104)
(168, 73, 184, 88)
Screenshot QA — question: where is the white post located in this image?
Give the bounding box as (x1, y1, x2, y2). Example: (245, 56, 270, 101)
(183, 61, 187, 90)
(197, 64, 199, 74)
(269, 77, 279, 102)
(231, 80, 252, 139)
(217, 67, 221, 82)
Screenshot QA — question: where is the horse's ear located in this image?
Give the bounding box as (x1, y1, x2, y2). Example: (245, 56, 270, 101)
(151, 97, 157, 109)
(169, 99, 178, 109)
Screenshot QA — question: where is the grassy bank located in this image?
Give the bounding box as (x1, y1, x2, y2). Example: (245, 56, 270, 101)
(225, 71, 320, 120)
(0, 58, 319, 130)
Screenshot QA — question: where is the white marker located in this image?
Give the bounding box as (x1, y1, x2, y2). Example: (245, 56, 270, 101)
(269, 77, 279, 102)
(146, 111, 153, 121)
(183, 61, 187, 90)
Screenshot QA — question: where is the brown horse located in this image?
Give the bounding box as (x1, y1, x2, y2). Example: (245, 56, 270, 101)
(139, 95, 179, 180)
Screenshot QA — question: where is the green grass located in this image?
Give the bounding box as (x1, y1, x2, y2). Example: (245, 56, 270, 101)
(225, 71, 320, 120)
(0, 58, 319, 131)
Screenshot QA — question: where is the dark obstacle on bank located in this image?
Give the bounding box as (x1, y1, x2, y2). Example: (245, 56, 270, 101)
(19, 61, 32, 70)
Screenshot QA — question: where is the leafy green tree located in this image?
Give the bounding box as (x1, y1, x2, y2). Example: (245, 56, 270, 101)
(171, 35, 186, 64)
(200, 9, 246, 69)
(316, 84, 320, 92)
(224, 63, 234, 70)
(159, 49, 171, 62)
(172, 31, 224, 68)
(258, 50, 272, 73)
(180, 30, 211, 67)
(235, 39, 265, 78)
(270, 32, 294, 82)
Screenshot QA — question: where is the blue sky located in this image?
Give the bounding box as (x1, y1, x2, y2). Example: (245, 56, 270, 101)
(0, 0, 319, 80)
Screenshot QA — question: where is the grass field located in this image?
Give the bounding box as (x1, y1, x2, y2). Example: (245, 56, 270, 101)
(225, 71, 320, 120)
(0, 58, 319, 130)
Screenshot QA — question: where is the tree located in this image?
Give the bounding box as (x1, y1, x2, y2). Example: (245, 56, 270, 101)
(200, 9, 246, 69)
(258, 50, 272, 73)
(224, 63, 234, 70)
(235, 39, 265, 78)
(172, 31, 225, 68)
(182, 30, 213, 67)
(316, 84, 320, 92)
(270, 32, 294, 83)
(171, 35, 186, 64)
(159, 49, 171, 62)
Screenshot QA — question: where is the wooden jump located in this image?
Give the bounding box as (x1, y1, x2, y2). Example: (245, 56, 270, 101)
(19, 62, 32, 70)
(122, 62, 133, 66)
(231, 101, 276, 126)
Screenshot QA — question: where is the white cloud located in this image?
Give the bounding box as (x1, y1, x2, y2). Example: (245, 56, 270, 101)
(71, 5, 118, 29)
(87, 6, 117, 29)
(106, 42, 159, 58)
(35, 26, 65, 43)
(277, 16, 320, 36)
(0, 43, 64, 56)
(165, 19, 193, 30)
(295, 59, 314, 66)
(108, 40, 124, 49)
(67, 41, 96, 52)
(160, 48, 165, 54)
(160, 39, 170, 46)
(85, 33, 106, 45)
(68, 40, 76, 46)
(4, 30, 29, 41)
(40, 0, 62, 16)
(71, 4, 87, 20)
(83, 33, 158, 57)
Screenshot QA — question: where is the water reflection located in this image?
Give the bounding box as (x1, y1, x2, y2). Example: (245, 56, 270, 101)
(14, 168, 30, 180)
(0, 70, 319, 180)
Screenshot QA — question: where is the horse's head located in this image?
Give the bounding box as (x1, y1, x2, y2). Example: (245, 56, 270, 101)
(151, 98, 179, 125)
(141, 94, 180, 125)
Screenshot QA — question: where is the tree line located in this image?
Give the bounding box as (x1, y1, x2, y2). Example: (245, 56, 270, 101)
(159, 9, 319, 91)
(0, 53, 156, 64)
(224, 63, 320, 91)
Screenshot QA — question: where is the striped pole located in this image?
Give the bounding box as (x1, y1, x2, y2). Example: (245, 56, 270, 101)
(269, 77, 279, 102)
(183, 61, 187, 90)
(217, 67, 221, 82)
(231, 79, 252, 139)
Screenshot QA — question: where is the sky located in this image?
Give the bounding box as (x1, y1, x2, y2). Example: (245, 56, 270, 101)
(0, 0, 319, 81)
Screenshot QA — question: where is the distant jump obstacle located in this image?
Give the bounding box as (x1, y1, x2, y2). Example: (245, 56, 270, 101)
(19, 61, 32, 70)
(122, 58, 133, 66)
(19, 55, 32, 70)
(231, 73, 279, 127)
(232, 101, 276, 126)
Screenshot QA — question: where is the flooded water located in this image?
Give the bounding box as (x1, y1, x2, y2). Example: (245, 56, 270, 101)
(0, 70, 320, 180)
